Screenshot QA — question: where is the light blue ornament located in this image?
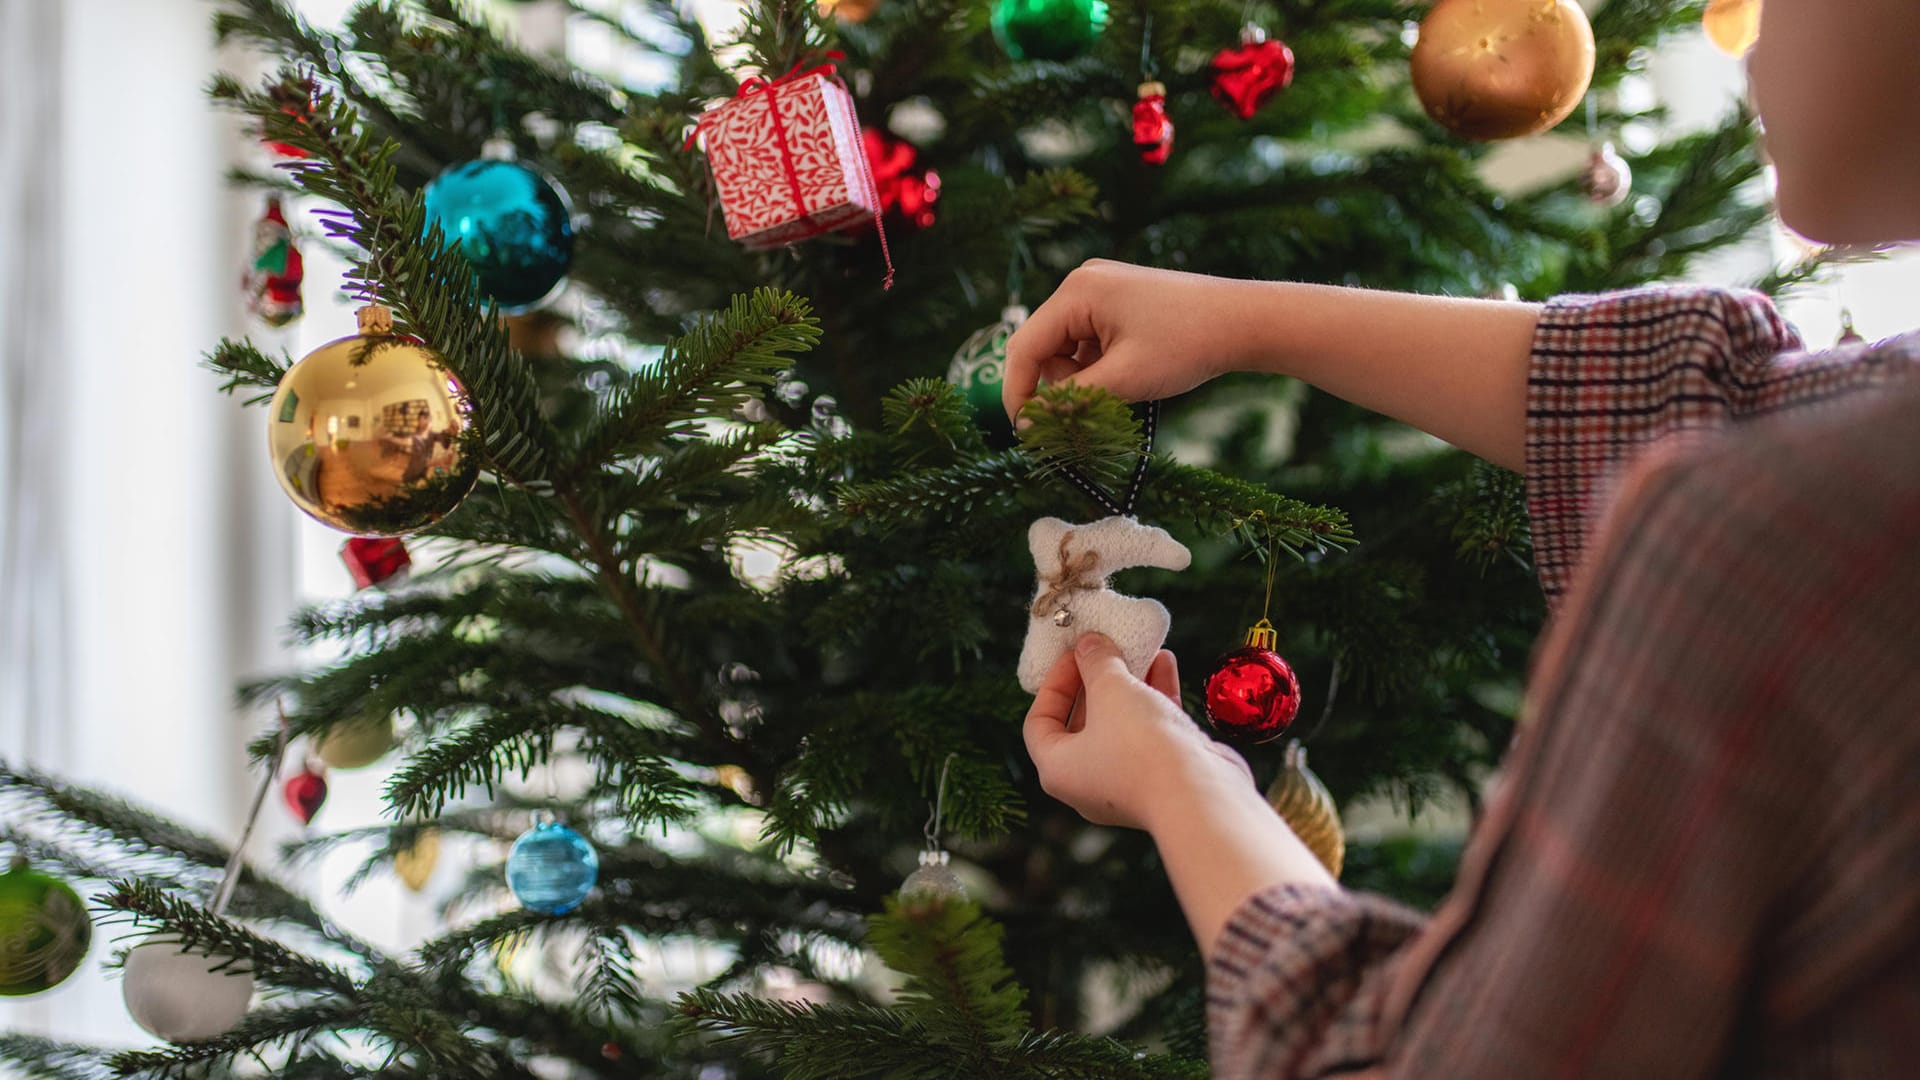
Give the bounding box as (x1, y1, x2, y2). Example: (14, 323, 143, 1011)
(423, 139, 574, 313)
(505, 821, 598, 915)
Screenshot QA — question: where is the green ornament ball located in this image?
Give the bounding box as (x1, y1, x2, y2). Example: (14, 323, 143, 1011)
(992, 0, 1109, 62)
(947, 304, 1028, 423)
(0, 857, 92, 996)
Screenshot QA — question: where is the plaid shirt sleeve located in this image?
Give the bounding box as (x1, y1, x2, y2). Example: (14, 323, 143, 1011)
(1204, 287, 1920, 1079)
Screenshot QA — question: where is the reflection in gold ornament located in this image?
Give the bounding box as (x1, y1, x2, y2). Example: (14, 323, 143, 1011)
(1411, 0, 1596, 141)
(1702, 0, 1761, 58)
(1265, 740, 1344, 878)
(393, 828, 441, 892)
(267, 305, 479, 536)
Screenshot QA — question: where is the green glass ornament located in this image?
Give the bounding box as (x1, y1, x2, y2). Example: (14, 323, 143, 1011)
(992, 0, 1108, 61)
(0, 856, 92, 996)
(947, 303, 1028, 421)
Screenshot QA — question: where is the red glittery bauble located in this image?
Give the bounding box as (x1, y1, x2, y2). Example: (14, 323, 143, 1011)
(1132, 82, 1173, 166)
(282, 766, 328, 825)
(1210, 29, 1295, 120)
(1203, 646, 1301, 743)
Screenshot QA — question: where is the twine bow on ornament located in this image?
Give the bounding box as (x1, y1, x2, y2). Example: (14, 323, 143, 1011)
(1030, 532, 1101, 621)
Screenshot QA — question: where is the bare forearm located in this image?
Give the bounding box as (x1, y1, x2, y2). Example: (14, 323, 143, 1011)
(1145, 764, 1336, 961)
(1225, 281, 1539, 471)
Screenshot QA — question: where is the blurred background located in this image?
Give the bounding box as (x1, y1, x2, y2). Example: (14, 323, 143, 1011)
(2, 0, 1915, 1052)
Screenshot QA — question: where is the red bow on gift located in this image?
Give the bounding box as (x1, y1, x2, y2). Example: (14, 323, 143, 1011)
(862, 128, 940, 228)
(1210, 28, 1295, 121)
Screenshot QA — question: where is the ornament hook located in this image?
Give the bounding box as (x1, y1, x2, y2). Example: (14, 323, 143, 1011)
(923, 752, 956, 852)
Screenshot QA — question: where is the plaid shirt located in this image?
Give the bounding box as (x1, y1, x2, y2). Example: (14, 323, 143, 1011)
(1208, 287, 1920, 1078)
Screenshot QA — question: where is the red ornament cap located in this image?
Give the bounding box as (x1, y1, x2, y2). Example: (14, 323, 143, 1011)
(282, 765, 328, 825)
(342, 537, 412, 591)
(1202, 620, 1301, 743)
(1210, 26, 1296, 121)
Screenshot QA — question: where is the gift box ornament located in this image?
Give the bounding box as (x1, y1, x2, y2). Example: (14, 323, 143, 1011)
(688, 56, 892, 283)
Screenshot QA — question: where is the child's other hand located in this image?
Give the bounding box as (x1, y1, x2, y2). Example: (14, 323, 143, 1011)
(1023, 633, 1254, 830)
(1000, 260, 1258, 423)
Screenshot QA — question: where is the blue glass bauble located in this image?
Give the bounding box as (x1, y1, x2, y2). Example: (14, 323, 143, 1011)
(505, 822, 599, 915)
(423, 158, 573, 313)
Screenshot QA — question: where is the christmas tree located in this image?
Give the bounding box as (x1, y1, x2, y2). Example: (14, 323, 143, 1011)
(0, 0, 1806, 1075)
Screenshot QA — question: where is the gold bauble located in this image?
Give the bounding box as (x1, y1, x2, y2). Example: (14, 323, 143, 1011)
(266, 305, 479, 536)
(1702, 0, 1760, 58)
(1265, 740, 1344, 878)
(392, 829, 440, 892)
(1411, 0, 1596, 141)
(314, 713, 396, 770)
(819, 0, 880, 22)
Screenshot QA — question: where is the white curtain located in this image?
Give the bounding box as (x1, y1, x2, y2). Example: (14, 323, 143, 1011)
(0, 0, 296, 1042)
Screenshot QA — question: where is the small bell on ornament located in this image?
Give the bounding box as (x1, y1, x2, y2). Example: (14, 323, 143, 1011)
(1265, 740, 1343, 878)
(1132, 82, 1174, 166)
(863, 127, 941, 229)
(947, 302, 1029, 424)
(245, 197, 304, 328)
(1411, 0, 1595, 141)
(122, 938, 254, 1043)
(423, 137, 575, 313)
(281, 762, 328, 825)
(341, 537, 411, 591)
(506, 820, 599, 915)
(266, 305, 479, 536)
(0, 855, 92, 997)
(1580, 142, 1633, 208)
(1210, 24, 1295, 120)
(1203, 618, 1301, 745)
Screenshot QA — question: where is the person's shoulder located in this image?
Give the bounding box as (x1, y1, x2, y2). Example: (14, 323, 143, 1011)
(1616, 374, 1920, 585)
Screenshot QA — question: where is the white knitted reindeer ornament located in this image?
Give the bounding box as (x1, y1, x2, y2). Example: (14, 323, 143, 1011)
(1017, 516, 1191, 692)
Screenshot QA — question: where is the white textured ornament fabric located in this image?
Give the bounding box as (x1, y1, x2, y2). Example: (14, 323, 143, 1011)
(1018, 516, 1191, 692)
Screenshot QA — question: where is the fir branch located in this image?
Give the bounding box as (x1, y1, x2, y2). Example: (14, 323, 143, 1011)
(867, 898, 1027, 1048)
(212, 71, 560, 484)
(100, 879, 359, 996)
(1440, 461, 1532, 573)
(1006, 1029, 1208, 1079)
(0, 1035, 112, 1080)
(835, 452, 1031, 527)
(569, 288, 821, 471)
(204, 339, 293, 405)
(879, 379, 985, 463)
(676, 989, 932, 1080)
(105, 1002, 363, 1078)
(1016, 384, 1145, 492)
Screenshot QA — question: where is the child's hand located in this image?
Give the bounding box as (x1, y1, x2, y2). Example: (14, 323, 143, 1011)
(1023, 633, 1254, 830)
(1000, 260, 1260, 422)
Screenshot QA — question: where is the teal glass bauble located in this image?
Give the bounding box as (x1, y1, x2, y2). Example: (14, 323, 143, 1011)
(506, 822, 598, 915)
(992, 0, 1109, 62)
(423, 150, 574, 313)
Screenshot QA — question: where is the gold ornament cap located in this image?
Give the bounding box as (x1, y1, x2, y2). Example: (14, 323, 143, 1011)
(1243, 617, 1279, 650)
(1138, 81, 1167, 100)
(356, 304, 395, 335)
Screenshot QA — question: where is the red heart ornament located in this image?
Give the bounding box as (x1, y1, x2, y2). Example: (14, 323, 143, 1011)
(1210, 28, 1295, 121)
(282, 767, 328, 825)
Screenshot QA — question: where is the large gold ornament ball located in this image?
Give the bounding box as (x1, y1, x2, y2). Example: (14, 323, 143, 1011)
(267, 306, 479, 536)
(1411, 0, 1596, 141)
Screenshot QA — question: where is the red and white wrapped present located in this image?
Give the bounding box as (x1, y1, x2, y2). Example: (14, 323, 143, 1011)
(688, 57, 891, 274)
